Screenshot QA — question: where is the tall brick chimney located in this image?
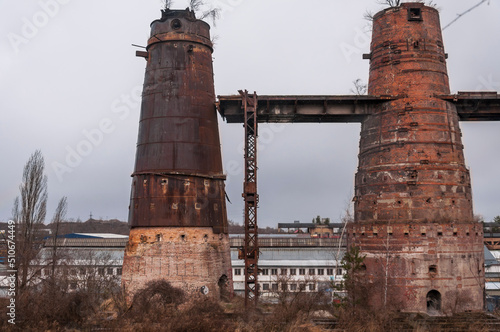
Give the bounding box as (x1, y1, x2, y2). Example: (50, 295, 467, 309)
(121, 8, 232, 300)
(350, 3, 484, 314)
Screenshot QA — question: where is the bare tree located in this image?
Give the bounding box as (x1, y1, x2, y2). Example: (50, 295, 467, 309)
(378, 0, 401, 7)
(200, 7, 221, 25)
(13, 150, 48, 291)
(364, 10, 375, 22)
(351, 79, 368, 96)
(49, 197, 67, 287)
(443, 0, 490, 31)
(186, 0, 221, 26)
(189, 0, 204, 12)
(162, 0, 173, 10)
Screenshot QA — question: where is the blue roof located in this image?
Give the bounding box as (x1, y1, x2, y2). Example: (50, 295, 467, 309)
(484, 245, 498, 267)
(45, 233, 128, 239)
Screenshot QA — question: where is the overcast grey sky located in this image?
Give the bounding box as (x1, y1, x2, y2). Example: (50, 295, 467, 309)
(1, 0, 499, 227)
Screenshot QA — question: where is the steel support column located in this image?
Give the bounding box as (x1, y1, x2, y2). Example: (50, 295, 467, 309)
(240, 90, 259, 307)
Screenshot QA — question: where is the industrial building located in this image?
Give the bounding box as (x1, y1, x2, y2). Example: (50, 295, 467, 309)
(230, 235, 345, 299)
(3, 229, 500, 309)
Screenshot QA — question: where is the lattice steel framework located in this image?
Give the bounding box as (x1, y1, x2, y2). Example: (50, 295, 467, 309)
(240, 90, 259, 307)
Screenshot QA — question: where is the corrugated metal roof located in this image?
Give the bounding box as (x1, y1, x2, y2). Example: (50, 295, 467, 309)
(485, 246, 498, 266)
(229, 237, 344, 248)
(37, 247, 124, 265)
(486, 282, 500, 290)
(230, 247, 344, 261)
(231, 259, 339, 267)
(72, 233, 129, 239)
(44, 238, 128, 248)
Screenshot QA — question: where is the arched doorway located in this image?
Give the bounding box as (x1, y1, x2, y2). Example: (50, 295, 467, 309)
(218, 274, 229, 300)
(426, 290, 442, 314)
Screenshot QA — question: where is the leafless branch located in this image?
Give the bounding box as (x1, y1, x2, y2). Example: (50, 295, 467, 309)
(364, 10, 375, 22)
(189, 0, 204, 12)
(211, 34, 219, 48)
(200, 7, 221, 26)
(378, 0, 401, 7)
(443, 0, 489, 31)
(162, 0, 173, 10)
(351, 79, 368, 96)
(50, 197, 67, 282)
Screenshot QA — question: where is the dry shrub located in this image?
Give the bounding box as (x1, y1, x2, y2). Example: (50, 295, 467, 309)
(119, 280, 237, 331)
(127, 279, 185, 321)
(334, 306, 397, 332)
(13, 283, 94, 330)
(167, 298, 236, 331)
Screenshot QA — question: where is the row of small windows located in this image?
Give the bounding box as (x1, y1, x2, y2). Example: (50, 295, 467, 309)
(40, 267, 122, 277)
(353, 231, 480, 237)
(233, 268, 342, 276)
(262, 283, 317, 292)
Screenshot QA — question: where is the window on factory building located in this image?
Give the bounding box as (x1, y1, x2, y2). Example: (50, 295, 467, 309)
(317, 268, 324, 275)
(290, 268, 296, 275)
(271, 268, 278, 275)
(309, 283, 316, 291)
(98, 268, 105, 276)
(272, 283, 278, 291)
(327, 268, 334, 275)
(281, 268, 287, 275)
(281, 283, 287, 291)
(299, 268, 306, 275)
(117, 268, 122, 275)
(290, 284, 297, 291)
(336, 268, 343, 275)
(107, 268, 114, 275)
(261, 269, 269, 275)
(234, 268, 241, 276)
(318, 282, 330, 292)
(309, 268, 315, 275)
(262, 283, 270, 291)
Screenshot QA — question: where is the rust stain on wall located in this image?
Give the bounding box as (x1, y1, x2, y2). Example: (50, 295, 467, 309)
(122, 8, 232, 300)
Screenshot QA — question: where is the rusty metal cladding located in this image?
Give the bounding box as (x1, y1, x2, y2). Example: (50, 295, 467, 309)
(122, 8, 232, 301)
(128, 8, 227, 231)
(349, 3, 484, 314)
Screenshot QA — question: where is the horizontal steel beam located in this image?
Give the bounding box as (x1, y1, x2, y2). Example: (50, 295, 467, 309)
(217, 92, 500, 123)
(277, 223, 345, 229)
(217, 95, 395, 123)
(438, 92, 500, 121)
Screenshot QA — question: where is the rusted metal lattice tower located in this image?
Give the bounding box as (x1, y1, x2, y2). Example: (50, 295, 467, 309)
(240, 90, 260, 307)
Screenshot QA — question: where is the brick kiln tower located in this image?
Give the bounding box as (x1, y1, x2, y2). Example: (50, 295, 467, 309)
(350, 3, 484, 314)
(121, 8, 232, 299)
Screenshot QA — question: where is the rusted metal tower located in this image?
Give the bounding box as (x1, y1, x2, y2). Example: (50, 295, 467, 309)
(218, 2, 500, 314)
(122, 8, 232, 300)
(240, 90, 259, 307)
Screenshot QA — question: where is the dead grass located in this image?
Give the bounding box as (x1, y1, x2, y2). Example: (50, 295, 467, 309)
(3, 281, 499, 332)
